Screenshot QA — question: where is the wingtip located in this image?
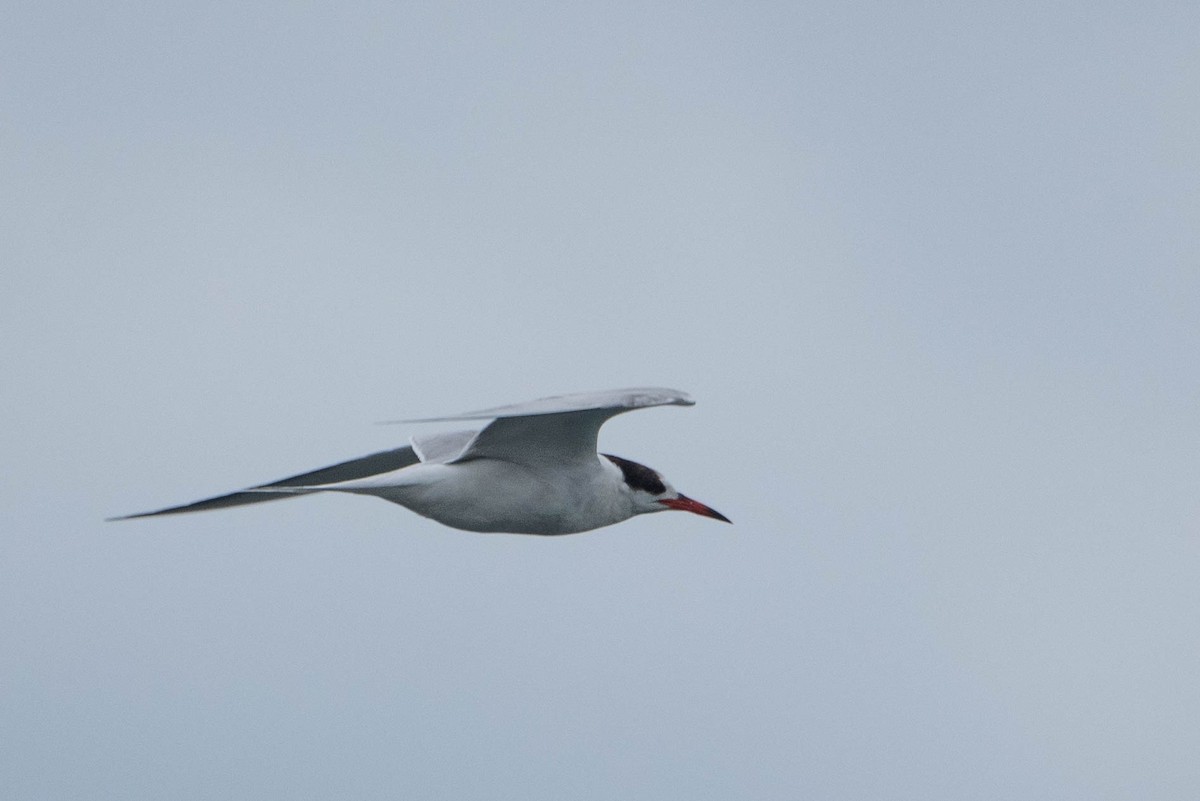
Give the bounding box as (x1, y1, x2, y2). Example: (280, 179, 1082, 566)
(639, 387, 694, 407)
(106, 508, 167, 521)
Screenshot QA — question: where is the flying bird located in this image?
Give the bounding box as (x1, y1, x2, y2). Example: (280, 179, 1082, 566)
(110, 387, 730, 534)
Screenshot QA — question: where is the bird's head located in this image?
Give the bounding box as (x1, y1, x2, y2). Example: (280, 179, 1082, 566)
(602, 454, 731, 524)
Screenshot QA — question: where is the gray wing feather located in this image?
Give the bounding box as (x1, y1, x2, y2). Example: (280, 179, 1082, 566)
(436, 388, 696, 468)
(456, 410, 613, 467)
(108, 444, 420, 520)
(393, 387, 694, 423)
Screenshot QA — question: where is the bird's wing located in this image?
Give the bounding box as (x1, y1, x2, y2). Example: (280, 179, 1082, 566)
(399, 387, 695, 468)
(397, 387, 694, 424)
(108, 444, 421, 520)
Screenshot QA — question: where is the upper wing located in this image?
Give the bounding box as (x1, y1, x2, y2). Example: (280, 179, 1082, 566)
(401, 387, 695, 468)
(396, 387, 694, 424)
(108, 444, 421, 520)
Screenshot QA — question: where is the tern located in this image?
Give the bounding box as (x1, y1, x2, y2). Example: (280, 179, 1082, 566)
(110, 387, 730, 534)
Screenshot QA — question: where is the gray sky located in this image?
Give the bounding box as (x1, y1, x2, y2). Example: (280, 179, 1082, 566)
(3, 1, 1198, 798)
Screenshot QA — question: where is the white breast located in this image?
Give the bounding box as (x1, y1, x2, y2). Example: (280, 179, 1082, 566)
(359, 457, 636, 535)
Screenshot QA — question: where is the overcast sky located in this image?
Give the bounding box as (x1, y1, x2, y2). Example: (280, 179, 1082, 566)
(3, 2, 1199, 799)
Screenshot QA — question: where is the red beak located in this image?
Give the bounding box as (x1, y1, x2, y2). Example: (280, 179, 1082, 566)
(659, 494, 731, 523)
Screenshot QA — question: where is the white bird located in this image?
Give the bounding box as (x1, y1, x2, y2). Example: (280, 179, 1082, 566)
(110, 387, 730, 534)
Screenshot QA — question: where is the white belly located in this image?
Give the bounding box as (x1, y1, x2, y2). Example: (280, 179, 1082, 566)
(352, 459, 635, 535)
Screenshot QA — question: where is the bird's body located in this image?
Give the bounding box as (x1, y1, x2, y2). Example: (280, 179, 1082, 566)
(325, 456, 634, 534)
(111, 387, 730, 535)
